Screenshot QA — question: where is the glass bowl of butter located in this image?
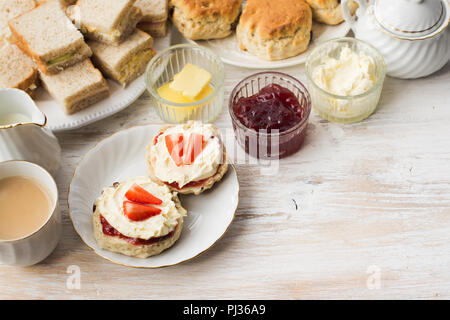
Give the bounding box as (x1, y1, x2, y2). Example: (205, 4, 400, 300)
(146, 44, 225, 123)
(305, 37, 386, 124)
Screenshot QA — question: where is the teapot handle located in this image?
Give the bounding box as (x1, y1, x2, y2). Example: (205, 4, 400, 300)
(342, 0, 367, 28)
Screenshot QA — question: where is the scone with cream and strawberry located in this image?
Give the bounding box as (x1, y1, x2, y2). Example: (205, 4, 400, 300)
(146, 121, 228, 195)
(93, 176, 186, 258)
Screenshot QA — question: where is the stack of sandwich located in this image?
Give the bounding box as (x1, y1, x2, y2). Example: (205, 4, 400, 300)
(135, 0, 169, 38)
(0, 0, 165, 115)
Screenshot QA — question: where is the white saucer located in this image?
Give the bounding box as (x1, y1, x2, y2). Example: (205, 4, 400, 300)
(68, 124, 239, 268)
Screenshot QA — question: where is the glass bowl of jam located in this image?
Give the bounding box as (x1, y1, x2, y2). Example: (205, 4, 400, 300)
(229, 72, 311, 159)
(146, 44, 225, 123)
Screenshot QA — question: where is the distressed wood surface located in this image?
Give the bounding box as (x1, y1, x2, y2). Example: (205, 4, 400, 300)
(0, 55, 449, 299)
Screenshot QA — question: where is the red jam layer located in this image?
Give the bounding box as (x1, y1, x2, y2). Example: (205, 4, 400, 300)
(233, 84, 305, 133)
(163, 166, 221, 190)
(100, 215, 175, 246)
(165, 177, 210, 190)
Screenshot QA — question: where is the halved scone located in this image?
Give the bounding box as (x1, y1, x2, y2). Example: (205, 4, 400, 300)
(146, 121, 228, 195)
(93, 176, 186, 258)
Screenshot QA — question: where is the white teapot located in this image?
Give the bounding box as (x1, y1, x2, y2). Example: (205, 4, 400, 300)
(342, 0, 450, 79)
(0, 89, 61, 175)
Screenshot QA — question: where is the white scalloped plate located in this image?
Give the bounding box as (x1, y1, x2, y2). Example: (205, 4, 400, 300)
(37, 36, 171, 132)
(187, 22, 350, 69)
(68, 124, 239, 268)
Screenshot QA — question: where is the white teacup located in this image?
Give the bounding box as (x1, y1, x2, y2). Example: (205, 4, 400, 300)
(0, 161, 62, 266)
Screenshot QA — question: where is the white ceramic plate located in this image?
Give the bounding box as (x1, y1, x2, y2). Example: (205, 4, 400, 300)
(68, 124, 239, 268)
(187, 22, 350, 69)
(37, 36, 171, 132)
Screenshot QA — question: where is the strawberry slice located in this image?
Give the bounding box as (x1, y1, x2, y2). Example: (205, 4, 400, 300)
(165, 133, 184, 166)
(153, 132, 163, 145)
(183, 133, 205, 165)
(125, 184, 162, 205)
(123, 201, 161, 221)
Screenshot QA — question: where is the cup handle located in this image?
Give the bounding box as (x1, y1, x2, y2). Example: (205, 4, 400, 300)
(342, 0, 367, 28)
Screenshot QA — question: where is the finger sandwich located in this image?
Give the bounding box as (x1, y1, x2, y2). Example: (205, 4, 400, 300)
(88, 29, 156, 86)
(9, 1, 92, 74)
(0, 43, 39, 97)
(69, 0, 143, 45)
(135, 0, 168, 38)
(0, 0, 36, 45)
(36, 0, 76, 7)
(39, 59, 110, 115)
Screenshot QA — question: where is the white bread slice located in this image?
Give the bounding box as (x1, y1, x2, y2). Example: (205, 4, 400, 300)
(40, 59, 110, 114)
(135, 0, 168, 23)
(0, 42, 39, 96)
(0, 0, 36, 45)
(138, 20, 167, 38)
(37, 0, 77, 7)
(88, 29, 155, 86)
(9, 1, 92, 74)
(69, 0, 142, 45)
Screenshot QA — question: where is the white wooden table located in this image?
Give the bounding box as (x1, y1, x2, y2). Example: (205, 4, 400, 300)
(0, 56, 449, 299)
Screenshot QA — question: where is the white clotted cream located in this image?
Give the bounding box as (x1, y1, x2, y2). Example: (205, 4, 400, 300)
(95, 176, 185, 239)
(312, 46, 375, 97)
(149, 122, 223, 188)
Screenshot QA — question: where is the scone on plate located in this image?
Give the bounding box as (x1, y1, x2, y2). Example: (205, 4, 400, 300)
(305, 0, 358, 25)
(236, 0, 312, 61)
(170, 0, 242, 40)
(93, 176, 187, 258)
(147, 121, 228, 195)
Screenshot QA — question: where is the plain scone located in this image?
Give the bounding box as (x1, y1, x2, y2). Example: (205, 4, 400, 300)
(93, 197, 185, 259)
(170, 0, 242, 40)
(305, 0, 359, 25)
(236, 0, 312, 61)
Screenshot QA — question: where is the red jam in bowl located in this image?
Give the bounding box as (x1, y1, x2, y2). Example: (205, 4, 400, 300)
(233, 84, 305, 133)
(230, 76, 311, 159)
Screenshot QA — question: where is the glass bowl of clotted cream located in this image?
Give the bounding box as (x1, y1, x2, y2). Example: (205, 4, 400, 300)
(305, 37, 386, 124)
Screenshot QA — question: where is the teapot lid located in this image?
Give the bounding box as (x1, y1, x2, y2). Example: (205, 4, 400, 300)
(373, 0, 448, 39)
